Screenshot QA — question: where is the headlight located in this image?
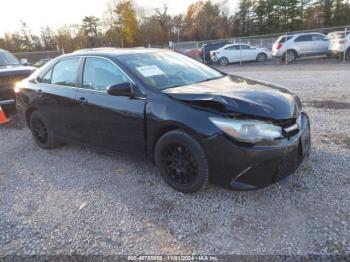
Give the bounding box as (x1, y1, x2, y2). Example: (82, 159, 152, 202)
(209, 117, 283, 144)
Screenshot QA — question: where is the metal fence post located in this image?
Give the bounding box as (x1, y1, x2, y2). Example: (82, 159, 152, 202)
(344, 27, 347, 63)
(285, 33, 288, 65)
(239, 38, 242, 65)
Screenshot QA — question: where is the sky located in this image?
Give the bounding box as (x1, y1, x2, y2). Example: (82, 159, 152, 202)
(0, 0, 237, 37)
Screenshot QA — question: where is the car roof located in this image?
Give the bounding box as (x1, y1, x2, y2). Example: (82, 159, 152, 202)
(279, 32, 324, 38)
(72, 47, 164, 56)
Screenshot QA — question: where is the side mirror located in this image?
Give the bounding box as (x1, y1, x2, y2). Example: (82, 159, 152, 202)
(107, 82, 132, 96)
(20, 58, 29, 65)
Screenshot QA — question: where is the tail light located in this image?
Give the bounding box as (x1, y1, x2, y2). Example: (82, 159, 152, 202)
(277, 43, 283, 50)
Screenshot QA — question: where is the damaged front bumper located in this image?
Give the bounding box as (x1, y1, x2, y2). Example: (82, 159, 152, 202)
(202, 113, 311, 190)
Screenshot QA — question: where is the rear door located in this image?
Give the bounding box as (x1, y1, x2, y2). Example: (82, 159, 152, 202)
(222, 45, 240, 62)
(240, 45, 257, 61)
(294, 35, 313, 55)
(75, 57, 146, 156)
(34, 57, 81, 140)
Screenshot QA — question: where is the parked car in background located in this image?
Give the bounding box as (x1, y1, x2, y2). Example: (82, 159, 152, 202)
(272, 32, 330, 62)
(200, 41, 231, 64)
(210, 44, 272, 66)
(33, 58, 52, 68)
(16, 48, 310, 193)
(328, 31, 350, 60)
(0, 49, 36, 117)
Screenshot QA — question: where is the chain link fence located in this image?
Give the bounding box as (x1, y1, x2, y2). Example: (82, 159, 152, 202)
(13, 50, 64, 66)
(171, 25, 350, 65)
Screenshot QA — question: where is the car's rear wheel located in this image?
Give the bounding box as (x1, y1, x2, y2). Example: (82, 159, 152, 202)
(256, 53, 267, 62)
(218, 57, 229, 66)
(155, 130, 209, 193)
(29, 111, 61, 149)
(283, 50, 297, 63)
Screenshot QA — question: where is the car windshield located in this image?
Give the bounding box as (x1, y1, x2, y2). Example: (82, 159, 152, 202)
(0, 51, 20, 66)
(119, 51, 224, 90)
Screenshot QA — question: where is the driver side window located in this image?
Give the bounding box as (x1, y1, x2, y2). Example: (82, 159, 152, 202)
(82, 57, 129, 92)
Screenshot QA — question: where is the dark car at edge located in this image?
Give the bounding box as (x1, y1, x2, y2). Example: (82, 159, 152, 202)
(16, 48, 311, 193)
(0, 49, 36, 117)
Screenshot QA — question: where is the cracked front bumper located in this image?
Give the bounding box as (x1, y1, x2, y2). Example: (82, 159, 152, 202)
(202, 113, 311, 190)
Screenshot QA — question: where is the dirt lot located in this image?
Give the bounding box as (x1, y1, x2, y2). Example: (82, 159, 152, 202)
(0, 63, 350, 256)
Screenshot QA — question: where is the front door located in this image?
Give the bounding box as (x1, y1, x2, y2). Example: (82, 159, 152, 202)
(75, 57, 146, 157)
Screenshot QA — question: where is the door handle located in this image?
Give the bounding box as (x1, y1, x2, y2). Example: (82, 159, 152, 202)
(79, 97, 88, 104)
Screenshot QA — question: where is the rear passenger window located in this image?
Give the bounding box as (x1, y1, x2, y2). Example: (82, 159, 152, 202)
(240, 45, 251, 50)
(51, 58, 80, 87)
(312, 34, 325, 41)
(295, 35, 312, 42)
(279, 36, 293, 43)
(225, 46, 239, 50)
(82, 58, 129, 92)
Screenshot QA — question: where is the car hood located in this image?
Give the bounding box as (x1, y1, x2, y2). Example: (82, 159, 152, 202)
(163, 75, 301, 120)
(0, 65, 36, 78)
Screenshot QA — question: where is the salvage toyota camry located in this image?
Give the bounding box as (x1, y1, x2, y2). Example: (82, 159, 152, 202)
(16, 48, 311, 193)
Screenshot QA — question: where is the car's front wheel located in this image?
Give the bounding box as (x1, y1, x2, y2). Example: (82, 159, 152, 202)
(218, 57, 229, 66)
(29, 111, 61, 149)
(155, 130, 209, 193)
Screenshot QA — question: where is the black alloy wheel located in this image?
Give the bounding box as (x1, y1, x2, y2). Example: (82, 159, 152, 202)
(31, 117, 48, 145)
(29, 111, 61, 149)
(161, 143, 198, 185)
(155, 130, 209, 193)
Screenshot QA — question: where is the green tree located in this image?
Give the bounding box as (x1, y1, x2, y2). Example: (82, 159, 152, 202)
(82, 16, 101, 47)
(114, 0, 138, 47)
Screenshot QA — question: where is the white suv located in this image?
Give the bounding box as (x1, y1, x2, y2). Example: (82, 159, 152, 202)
(328, 31, 350, 60)
(272, 33, 330, 62)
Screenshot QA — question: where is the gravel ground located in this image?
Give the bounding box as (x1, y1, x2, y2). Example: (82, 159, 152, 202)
(0, 63, 350, 256)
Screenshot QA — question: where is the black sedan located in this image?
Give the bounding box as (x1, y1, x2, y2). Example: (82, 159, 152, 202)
(0, 49, 36, 117)
(16, 48, 311, 193)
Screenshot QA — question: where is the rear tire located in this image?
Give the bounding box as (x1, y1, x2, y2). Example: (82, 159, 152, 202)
(155, 130, 209, 194)
(283, 50, 297, 63)
(256, 53, 267, 62)
(29, 111, 61, 149)
(218, 57, 229, 66)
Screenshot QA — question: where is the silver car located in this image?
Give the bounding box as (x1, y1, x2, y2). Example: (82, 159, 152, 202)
(272, 33, 330, 62)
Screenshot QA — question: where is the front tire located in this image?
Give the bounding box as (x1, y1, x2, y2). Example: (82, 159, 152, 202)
(155, 130, 209, 193)
(29, 111, 61, 149)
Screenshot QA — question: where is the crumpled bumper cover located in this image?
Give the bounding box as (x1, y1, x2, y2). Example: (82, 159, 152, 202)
(202, 113, 311, 190)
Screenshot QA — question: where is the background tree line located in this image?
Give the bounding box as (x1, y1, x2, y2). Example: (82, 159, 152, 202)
(0, 0, 349, 53)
